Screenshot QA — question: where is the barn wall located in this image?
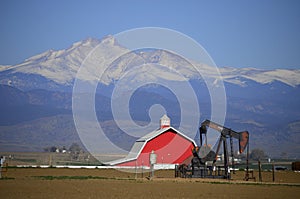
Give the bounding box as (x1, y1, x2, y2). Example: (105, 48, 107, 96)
(118, 130, 195, 167)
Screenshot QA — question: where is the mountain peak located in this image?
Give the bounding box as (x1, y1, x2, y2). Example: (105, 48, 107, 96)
(100, 35, 117, 46)
(0, 35, 299, 89)
(70, 37, 101, 49)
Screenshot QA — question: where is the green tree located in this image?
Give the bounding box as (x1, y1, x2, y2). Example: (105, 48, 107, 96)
(250, 148, 267, 160)
(69, 143, 81, 153)
(69, 143, 81, 160)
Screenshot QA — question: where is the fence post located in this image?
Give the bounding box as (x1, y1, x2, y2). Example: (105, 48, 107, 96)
(258, 160, 262, 182)
(272, 163, 275, 182)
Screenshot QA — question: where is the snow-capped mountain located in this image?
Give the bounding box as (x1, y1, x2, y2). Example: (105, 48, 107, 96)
(0, 36, 299, 91)
(0, 36, 299, 157)
(219, 67, 300, 87)
(0, 36, 126, 90)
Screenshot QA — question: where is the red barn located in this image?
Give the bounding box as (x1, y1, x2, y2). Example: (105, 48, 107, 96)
(108, 115, 196, 167)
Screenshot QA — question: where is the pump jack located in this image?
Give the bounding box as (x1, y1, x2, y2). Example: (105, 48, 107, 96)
(176, 120, 250, 179)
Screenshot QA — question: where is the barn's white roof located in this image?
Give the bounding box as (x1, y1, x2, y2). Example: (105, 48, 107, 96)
(106, 126, 196, 165)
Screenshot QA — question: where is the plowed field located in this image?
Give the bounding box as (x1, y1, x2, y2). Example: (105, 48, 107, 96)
(1, 168, 299, 199)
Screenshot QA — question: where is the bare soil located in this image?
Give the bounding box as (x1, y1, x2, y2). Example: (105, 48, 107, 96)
(1, 168, 300, 199)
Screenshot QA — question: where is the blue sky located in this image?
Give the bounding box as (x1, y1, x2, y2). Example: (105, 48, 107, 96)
(0, 0, 299, 69)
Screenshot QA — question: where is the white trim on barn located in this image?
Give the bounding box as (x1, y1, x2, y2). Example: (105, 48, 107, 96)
(105, 126, 196, 166)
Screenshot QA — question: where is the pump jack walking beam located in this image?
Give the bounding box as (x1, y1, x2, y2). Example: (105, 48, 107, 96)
(200, 120, 249, 154)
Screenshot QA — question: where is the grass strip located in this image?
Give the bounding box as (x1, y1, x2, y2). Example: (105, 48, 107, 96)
(0, 177, 15, 180)
(33, 175, 136, 181)
(195, 180, 300, 187)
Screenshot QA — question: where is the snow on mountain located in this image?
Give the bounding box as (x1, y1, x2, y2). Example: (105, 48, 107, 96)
(0, 65, 13, 72)
(100, 49, 198, 85)
(0, 36, 299, 89)
(249, 69, 300, 86)
(219, 67, 300, 87)
(9, 38, 103, 84)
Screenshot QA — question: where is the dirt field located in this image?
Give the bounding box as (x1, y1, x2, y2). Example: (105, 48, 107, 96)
(1, 168, 300, 199)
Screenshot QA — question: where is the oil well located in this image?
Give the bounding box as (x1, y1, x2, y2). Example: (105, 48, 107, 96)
(175, 120, 251, 180)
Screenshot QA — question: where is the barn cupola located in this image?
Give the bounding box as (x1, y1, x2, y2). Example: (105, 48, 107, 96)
(160, 114, 170, 129)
